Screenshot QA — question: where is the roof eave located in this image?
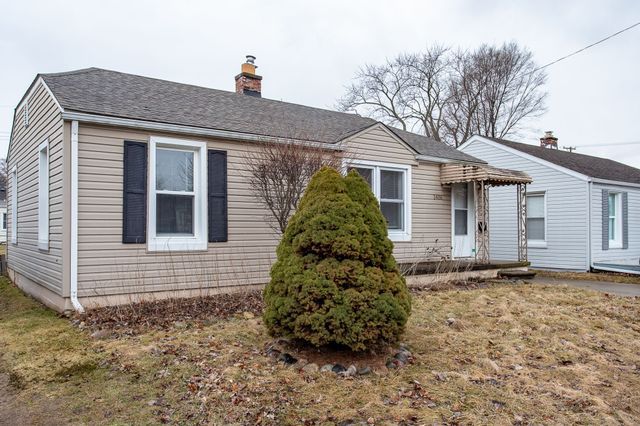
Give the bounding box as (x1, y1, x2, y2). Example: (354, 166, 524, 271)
(61, 111, 343, 150)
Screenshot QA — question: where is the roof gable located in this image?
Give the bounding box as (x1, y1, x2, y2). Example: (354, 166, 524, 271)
(464, 136, 640, 185)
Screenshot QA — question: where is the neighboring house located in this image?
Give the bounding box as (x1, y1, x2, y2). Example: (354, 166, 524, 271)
(7, 58, 529, 312)
(460, 133, 640, 273)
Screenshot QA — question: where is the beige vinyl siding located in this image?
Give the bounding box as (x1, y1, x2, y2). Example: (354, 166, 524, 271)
(7, 82, 65, 294)
(77, 125, 278, 297)
(76, 124, 452, 299)
(345, 126, 452, 263)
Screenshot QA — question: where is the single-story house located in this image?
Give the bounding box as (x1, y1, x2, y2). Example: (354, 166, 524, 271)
(459, 133, 640, 273)
(7, 57, 530, 313)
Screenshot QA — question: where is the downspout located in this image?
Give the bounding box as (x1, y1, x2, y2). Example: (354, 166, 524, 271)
(587, 179, 593, 272)
(70, 120, 84, 313)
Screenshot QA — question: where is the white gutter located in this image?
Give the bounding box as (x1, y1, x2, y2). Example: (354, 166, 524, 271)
(590, 177, 640, 189)
(70, 120, 84, 313)
(61, 111, 342, 151)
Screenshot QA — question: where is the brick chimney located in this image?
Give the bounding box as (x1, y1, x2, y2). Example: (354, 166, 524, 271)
(235, 55, 262, 97)
(540, 131, 558, 149)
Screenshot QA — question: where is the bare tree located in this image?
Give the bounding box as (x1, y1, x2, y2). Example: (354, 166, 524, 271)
(339, 42, 547, 146)
(0, 158, 7, 196)
(245, 140, 346, 234)
(337, 59, 412, 130)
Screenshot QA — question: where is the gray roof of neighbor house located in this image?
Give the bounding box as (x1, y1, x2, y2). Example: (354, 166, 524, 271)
(487, 137, 640, 185)
(38, 68, 481, 163)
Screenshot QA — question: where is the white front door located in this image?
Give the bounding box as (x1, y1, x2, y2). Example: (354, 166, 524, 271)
(452, 183, 475, 258)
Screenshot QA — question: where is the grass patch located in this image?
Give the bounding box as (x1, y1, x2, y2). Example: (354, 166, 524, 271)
(534, 269, 640, 285)
(1, 277, 640, 424)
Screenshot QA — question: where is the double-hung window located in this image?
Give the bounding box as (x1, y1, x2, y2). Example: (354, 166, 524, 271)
(608, 192, 622, 248)
(526, 193, 546, 246)
(38, 140, 49, 250)
(148, 137, 207, 251)
(348, 161, 411, 241)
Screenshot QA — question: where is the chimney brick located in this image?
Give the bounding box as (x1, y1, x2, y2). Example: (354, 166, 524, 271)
(540, 131, 558, 149)
(235, 55, 262, 97)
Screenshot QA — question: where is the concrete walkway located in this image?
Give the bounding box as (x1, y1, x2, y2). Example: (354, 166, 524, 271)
(531, 277, 640, 297)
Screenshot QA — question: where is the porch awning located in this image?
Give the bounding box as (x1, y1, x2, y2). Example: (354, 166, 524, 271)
(440, 163, 532, 186)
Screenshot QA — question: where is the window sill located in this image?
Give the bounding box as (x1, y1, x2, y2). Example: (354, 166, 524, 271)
(148, 237, 207, 252)
(528, 241, 547, 249)
(388, 232, 411, 242)
(38, 240, 49, 251)
(608, 243, 624, 250)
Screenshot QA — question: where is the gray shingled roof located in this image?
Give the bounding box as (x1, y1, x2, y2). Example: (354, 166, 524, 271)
(39, 68, 481, 163)
(487, 137, 640, 185)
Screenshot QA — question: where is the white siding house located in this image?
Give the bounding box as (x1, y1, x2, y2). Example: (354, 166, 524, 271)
(460, 135, 640, 272)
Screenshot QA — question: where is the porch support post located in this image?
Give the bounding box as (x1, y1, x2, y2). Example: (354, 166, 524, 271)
(475, 180, 490, 264)
(517, 183, 528, 262)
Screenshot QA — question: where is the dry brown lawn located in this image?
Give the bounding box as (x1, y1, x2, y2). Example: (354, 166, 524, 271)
(1, 277, 639, 425)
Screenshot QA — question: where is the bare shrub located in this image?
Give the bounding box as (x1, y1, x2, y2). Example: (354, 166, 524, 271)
(244, 140, 347, 234)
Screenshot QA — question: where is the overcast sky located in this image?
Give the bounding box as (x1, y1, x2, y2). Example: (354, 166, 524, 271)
(1, 0, 639, 167)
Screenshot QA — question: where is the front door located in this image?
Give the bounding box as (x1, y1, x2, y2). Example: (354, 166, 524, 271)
(452, 183, 475, 258)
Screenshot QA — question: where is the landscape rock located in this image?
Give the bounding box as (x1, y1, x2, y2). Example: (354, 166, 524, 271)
(266, 348, 281, 358)
(341, 365, 357, 377)
(357, 366, 372, 375)
(446, 317, 456, 326)
(277, 352, 298, 365)
(386, 359, 401, 369)
(332, 364, 347, 374)
(301, 363, 319, 374)
(320, 364, 334, 373)
(394, 351, 410, 365)
(90, 329, 111, 339)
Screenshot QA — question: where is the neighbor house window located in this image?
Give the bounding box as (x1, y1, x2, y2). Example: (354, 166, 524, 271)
(2, 213, 6, 231)
(38, 140, 49, 250)
(10, 166, 17, 244)
(526, 193, 545, 244)
(348, 161, 411, 241)
(608, 192, 622, 248)
(148, 136, 207, 251)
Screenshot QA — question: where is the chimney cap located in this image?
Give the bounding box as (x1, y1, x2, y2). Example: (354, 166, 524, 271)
(245, 55, 256, 64)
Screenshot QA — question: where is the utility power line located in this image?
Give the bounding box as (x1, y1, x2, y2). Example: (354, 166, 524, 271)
(577, 140, 640, 148)
(535, 21, 640, 72)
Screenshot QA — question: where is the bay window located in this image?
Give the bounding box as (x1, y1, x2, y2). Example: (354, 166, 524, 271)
(148, 137, 207, 251)
(348, 161, 411, 241)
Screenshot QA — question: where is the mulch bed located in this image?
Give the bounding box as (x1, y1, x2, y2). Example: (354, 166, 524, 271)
(76, 278, 498, 335)
(75, 290, 264, 335)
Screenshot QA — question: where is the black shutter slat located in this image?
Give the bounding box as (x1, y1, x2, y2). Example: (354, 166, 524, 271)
(208, 150, 228, 242)
(123, 141, 147, 243)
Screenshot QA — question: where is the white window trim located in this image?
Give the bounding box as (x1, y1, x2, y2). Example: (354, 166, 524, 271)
(148, 136, 208, 252)
(10, 166, 17, 244)
(526, 191, 547, 248)
(38, 140, 50, 251)
(346, 159, 412, 242)
(608, 192, 623, 249)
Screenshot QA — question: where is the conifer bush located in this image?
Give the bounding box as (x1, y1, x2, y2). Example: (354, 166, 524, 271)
(263, 167, 411, 351)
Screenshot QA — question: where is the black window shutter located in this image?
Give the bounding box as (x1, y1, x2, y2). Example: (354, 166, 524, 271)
(622, 192, 629, 249)
(208, 150, 228, 242)
(602, 189, 609, 251)
(122, 141, 147, 243)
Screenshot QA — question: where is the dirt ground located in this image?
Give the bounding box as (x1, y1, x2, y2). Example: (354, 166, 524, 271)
(1, 277, 639, 425)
